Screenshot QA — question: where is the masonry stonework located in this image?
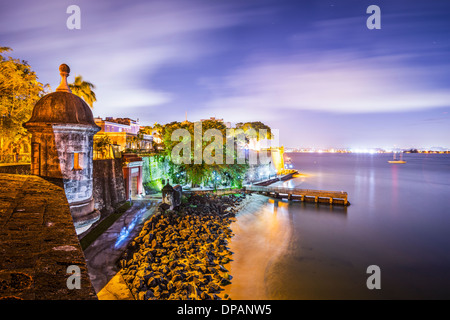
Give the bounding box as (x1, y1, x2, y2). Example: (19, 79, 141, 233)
(23, 64, 101, 234)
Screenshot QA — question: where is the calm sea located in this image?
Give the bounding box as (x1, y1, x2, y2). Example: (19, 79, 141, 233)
(227, 153, 450, 299)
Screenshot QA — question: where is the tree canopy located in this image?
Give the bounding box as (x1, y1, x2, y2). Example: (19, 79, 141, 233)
(235, 121, 273, 140)
(161, 120, 248, 187)
(0, 47, 49, 158)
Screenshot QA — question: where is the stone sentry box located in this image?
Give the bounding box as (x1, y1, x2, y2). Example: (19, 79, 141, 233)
(162, 183, 182, 210)
(24, 64, 101, 234)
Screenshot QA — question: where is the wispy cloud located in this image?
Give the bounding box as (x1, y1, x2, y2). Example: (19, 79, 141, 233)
(200, 53, 450, 120)
(196, 10, 450, 122)
(2, 0, 449, 148)
(2, 0, 264, 111)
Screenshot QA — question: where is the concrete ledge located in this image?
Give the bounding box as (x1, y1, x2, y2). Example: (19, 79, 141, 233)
(0, 174, 97, 300)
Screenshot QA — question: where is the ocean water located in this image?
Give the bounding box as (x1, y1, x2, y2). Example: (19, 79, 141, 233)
(226, 153, 450, 299)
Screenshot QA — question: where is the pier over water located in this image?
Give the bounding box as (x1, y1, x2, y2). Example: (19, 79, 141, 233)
(245, 185, 349, 206)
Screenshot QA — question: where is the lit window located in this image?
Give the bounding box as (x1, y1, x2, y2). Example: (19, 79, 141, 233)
(73, 152, 83, 170)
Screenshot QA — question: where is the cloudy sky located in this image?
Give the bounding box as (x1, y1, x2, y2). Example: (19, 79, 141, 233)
(1, 0, 449, 149)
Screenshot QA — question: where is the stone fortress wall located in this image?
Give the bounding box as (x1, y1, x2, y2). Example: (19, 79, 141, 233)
(0, 174, 96, 299)
(92, 158, 127, 215)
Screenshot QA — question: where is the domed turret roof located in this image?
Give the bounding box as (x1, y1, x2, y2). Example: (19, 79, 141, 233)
(26, 91, 96, 126)
(24, 64, 97, 127)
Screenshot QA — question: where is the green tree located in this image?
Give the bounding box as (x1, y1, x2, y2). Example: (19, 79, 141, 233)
(162, 119, 248, 187)
(0, 47, 49, 161)
(235, 121, 273, 140)
(68, 75, 97, 108)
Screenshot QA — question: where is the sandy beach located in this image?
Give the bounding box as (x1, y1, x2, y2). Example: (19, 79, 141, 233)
(222, 194, 292, 300)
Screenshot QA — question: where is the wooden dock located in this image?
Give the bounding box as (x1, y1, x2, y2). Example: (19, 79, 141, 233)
(245, 186, 349, 206)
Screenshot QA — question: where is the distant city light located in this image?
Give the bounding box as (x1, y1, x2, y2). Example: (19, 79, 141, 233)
(350, 148, 378, 154)
(284, 147, 450, 154)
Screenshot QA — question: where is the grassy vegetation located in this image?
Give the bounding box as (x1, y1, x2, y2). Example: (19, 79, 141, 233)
(80, 201, 132, 250)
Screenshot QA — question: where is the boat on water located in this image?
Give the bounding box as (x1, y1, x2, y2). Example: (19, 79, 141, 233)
(388, 152, 406, 164)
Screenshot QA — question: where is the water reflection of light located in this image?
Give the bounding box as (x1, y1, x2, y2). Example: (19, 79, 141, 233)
(391, 164, 399, 213)
(273, 199, 278, 214)
(224, 199, 291, 299)
(368, 169, 375, 210)
(354, 171, 362, 199)
(283, 179, 295, 188)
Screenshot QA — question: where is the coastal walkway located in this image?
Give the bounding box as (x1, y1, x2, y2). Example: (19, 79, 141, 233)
(83, 199, 159, 295)
(252, 170, 298, 186)
(245, 186, 349, 206)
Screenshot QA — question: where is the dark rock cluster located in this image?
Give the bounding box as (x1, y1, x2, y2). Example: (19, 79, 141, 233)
(119, 193, 245, 300)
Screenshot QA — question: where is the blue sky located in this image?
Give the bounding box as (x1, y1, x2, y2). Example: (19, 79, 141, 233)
(1, 0, 449, 149)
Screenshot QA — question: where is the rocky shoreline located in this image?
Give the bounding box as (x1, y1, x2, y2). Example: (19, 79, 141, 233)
(118, 192, 248, 300)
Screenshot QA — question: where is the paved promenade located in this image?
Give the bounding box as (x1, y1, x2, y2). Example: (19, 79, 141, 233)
(83, 198, 159, 294)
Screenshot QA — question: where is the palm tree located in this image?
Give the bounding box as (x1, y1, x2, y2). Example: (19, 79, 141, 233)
(94, 135, 112, 159)
(69, 75, 96, 108)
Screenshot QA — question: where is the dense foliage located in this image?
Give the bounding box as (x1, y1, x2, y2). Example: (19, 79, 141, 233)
(0, 47, 49, 160)
(235, 121, 273, 140)
(161, 120, 248, 188)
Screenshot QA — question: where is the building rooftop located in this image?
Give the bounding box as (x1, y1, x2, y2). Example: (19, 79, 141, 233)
(104, 117, 139, 126)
